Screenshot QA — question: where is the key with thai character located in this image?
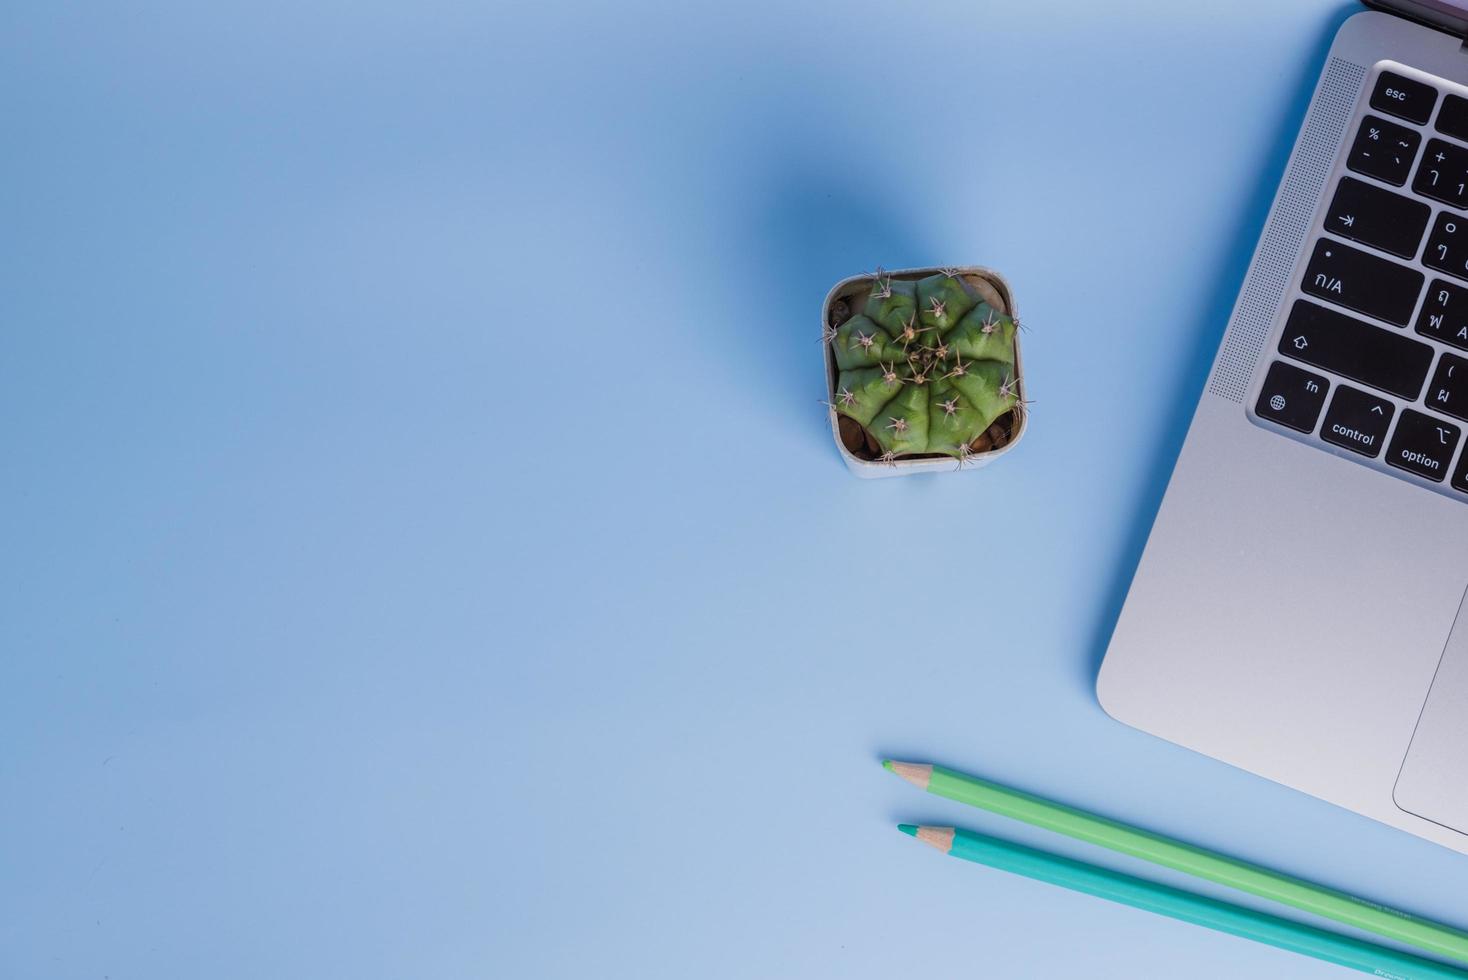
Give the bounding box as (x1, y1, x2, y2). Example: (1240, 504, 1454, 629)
(1426, 213, 1468, 284)
(1417, 279, 1468, 350)
(1301, 238, 1423, 326)
(1347, 115, 1421, 185)
(1413, 139, 1468, 209)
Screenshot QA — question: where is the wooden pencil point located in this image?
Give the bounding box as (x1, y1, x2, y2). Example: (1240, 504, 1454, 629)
(915, 826, 956, 854)
(885, 760, 934, 790)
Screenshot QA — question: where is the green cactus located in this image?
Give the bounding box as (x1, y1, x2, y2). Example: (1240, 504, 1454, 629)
(829, 269, 1021, 461)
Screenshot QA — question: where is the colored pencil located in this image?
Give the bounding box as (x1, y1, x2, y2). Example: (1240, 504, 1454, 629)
(901, 824, 1468, 979)
(885, 760, 1468, 965)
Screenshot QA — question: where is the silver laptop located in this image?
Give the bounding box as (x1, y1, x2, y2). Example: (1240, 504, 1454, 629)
(1099, 3, 1468, 857)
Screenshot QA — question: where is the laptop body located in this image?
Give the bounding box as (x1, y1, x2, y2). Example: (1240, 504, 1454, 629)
(1098, 5, 1468, 857)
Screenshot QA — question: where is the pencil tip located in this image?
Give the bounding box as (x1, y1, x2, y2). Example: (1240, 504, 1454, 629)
(897, 823, 918, 836)
(913, 826, 957, 853)
(885, 761, 934, 791)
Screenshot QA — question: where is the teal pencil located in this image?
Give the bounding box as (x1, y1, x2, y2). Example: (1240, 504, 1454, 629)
(900, 825, 1468, 980)
(885, 760, 1468, 963)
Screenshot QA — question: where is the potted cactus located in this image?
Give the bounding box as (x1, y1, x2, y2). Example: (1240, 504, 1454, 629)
(822, 266, 1026, 477)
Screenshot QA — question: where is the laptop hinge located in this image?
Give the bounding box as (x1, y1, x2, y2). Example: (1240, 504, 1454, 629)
(1366, 0, 1468, 40)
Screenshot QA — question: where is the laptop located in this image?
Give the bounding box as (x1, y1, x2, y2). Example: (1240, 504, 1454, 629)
(1099, 3, 1468, 857)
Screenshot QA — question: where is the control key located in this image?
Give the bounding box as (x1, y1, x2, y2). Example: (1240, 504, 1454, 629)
(1321, 385, 1394, 457)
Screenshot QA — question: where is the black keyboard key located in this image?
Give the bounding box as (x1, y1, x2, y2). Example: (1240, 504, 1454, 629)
(1372, 71, 1438, 124)
(1279, 300, 1433, 400)
(1451, 449, 1468, 494)
(1425, 212, 1468, 282)
(1427, 353, 1468, 420)
(1387, 409, 1461, 481)
(1416, 279, 1468, 349)
(1325, 177, 1430, 258)
(1301, 238, 1423, 326)
(1438, 94, 1468, 142)
(1255, 360, 1328, 433)
(1320, 384, 1394, 457)
(1347, 115, 1421, 185)
(1412, 139, 1468, 208)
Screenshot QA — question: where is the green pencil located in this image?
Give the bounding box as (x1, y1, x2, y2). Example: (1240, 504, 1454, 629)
(886, 760, 1468, 965)
(901, 824, 1468, 980)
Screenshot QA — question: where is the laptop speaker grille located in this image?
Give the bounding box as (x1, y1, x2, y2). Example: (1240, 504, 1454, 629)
(1207, 57, 1366, 403)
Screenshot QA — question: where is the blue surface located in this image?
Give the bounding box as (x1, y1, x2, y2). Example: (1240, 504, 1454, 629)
(5, 1, 1467, 977)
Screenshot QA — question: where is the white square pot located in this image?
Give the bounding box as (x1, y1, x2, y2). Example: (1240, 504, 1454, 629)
(822, 266, 1027, 478)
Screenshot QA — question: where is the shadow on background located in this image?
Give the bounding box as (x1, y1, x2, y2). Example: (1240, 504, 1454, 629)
(1083, 4, 1360, 689)
(737, 160, 934, 450)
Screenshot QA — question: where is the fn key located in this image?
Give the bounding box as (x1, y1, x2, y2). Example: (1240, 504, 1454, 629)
(1256, 361, 1328, 433)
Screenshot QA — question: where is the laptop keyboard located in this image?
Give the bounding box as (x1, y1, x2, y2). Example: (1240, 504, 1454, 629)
(1253, 65, 1468, 498)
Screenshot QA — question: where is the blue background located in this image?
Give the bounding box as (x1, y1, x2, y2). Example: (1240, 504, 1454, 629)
(4, 1, 1466, 977)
